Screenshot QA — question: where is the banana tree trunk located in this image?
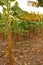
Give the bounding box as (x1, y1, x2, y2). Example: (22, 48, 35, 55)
(7, 0, 13, 65)
(7, 23, 13, 65)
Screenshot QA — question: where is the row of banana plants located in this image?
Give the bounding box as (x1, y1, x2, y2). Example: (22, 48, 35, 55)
(0, 17, 43, 41)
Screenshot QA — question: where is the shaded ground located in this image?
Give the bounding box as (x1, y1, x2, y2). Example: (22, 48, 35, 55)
(0, 34, 43, 65)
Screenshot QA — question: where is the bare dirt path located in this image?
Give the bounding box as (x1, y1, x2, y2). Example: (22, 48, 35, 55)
(0, 34, 43, 65)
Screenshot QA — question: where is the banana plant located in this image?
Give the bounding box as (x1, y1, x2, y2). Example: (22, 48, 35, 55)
(0, 0, 16, 65)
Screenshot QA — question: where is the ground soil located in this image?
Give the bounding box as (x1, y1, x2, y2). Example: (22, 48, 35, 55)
(0, 33, 43, 65)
